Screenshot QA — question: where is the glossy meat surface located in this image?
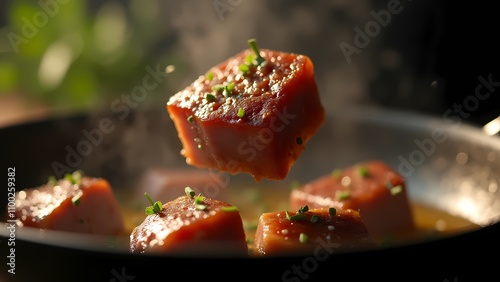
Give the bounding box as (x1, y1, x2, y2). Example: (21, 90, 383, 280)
(167, 48, 325, 181)
(253, 208, 376, 256)
(14, 176, 125, 235)
(129, 195, 248, 256)
(290, 160, 415, 241)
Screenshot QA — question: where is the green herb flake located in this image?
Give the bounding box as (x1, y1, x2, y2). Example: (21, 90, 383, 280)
(144, 192, 163, 215)
(65, 170, 84, 185)
(386, 181, 403, 195)
(247, 38, 265, 66)
(329, 207, 337, 216)
(310, 215, 319, 223)
(195, 194, 207, 211)
(239, 64, 250, 75)
(221, 206, 239, 212)
(296, 137, 303, 145)
(187, 115, 194, 123)
(245, 54, 255, 64)
(297, 205, 309, 213)
(226, 82, 235, 91)
(185, 187, 196, 198)
(205, 93, 216, 102)
(211, 84, 225, 92)
(357, 166, 370, 178)
(223, 86, 232, 97)
(336, 190, 350, 201)
(237, 107, 245, 118)
(285, 211, 308, 221)
(195, 203, 207, 211)
(205, 71, 214, 81)
(390, 185, 403, 195)
(299, 233, 309, 243)
(71, 193, 82, 206)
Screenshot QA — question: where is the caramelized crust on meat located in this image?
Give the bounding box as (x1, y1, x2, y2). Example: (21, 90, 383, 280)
(253, 208, 376, 256)
(290, 160, 415, 242)
(14, 176, 125, 235)
(167, 48, 325, 181)
(129, 195, 248, 256)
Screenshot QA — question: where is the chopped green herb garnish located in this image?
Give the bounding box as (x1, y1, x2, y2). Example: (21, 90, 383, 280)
(205, 71, 214, 81)
(239, 63, 250, 75)
(226, 82, 235, 91)
(299, 233, 309, 243)
(185, 186, 196, 198)
(336, 190, 350, 200)
(357, 166, 370, 178)
(245, 53, 255, 64)
(187, 115, 194, 123)
(386, 181, 403, 195)
(239, 39, 266, 75)
(195, 194, 207, 211)
(220, 206, 239, 212)
(237, 107, 245, 118)
(247, 38, 265, 66)
(205, 93, 215, 102)
(296, 137, 303, 145)
(329, 207, 337, 216)
(211, 84, 225, 92)
(65, 170, 83, 185)
(71, 193, 82, 206)
(223, 83, 234, 97)
(144, 192, 163, 215)
(297, 205, 309, 213)
(310, 215, 319, 223)
(331, 169, 342, 179)
(285, 211, 307, 221)
(390, 185, 403, 195)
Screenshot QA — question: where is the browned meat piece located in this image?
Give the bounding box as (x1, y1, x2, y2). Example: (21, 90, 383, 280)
(14, 171, 125, 235)
(253, 207, 376, 256)
(290, 160, 415, 242)
(167, 39, 325, 182)
(129, 193, 248, 256)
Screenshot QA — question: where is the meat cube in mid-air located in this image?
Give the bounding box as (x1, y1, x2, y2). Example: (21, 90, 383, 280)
(166, 39, 325, 182)
(253, 207, 376, 256)
(14, 171, 125, 235)
(290, 160, 415, 241)
(129, 190, 248, 256)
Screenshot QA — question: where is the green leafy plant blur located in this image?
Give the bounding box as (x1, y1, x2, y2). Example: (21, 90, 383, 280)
(0, 0, 184, 114)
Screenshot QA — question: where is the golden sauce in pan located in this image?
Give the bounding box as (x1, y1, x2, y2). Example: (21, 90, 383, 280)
(117, 183, 479, 253)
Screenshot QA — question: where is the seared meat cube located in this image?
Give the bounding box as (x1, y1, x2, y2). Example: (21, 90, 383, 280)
(253, 207, 376, 256)
(14, 171, 125, 235)
(290, 160, 415, 241)
(129, 193, 248, 256)
(166, 39, 325, 182)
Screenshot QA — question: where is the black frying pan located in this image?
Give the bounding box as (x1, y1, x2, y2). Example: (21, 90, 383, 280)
(1, 106, 500, 282)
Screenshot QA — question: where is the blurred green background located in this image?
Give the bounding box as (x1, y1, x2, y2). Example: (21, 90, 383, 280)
(0, 0, 185, 118)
